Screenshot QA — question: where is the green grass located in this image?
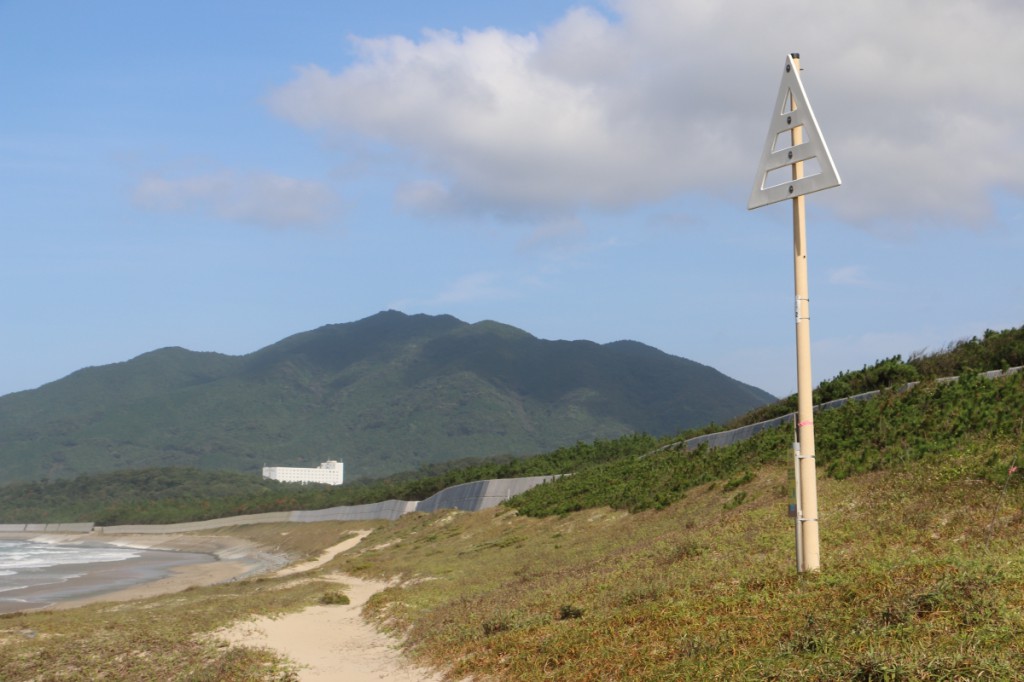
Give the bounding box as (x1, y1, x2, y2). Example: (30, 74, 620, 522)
(330, 436, 1024, 680)
(2, 432, 1022, 680)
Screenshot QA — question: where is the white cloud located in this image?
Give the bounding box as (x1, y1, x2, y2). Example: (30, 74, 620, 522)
(395, 179, 452, 214)
(391, 272, 513, 311)
(134, 171, 337, 228)
(268, 0, 1023, 229)
(828, 266, 870, 287)
(519, 217, 587, 252)
(814, 328, 958, 380)
(432, 272, 511, 304)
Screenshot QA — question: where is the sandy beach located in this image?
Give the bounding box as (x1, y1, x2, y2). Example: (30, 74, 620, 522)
(2, 530, 448, 681)
(0, 532, 282, 612)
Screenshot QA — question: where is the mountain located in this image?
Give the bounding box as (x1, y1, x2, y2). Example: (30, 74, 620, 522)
(0, 311, 774, 485)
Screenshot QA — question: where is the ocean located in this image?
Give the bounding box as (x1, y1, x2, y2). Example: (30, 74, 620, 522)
(0, 538, 214, 613)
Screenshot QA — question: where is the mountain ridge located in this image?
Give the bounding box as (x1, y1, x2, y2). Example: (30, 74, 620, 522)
(0, 311, 774, 484)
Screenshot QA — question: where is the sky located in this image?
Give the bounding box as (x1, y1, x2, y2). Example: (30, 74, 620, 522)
(1, 0, 1022, 400)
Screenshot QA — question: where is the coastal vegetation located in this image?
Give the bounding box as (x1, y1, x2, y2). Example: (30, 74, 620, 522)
(1, 430, 1022, 679)
(507, 366, 1024, 516)
(718, 324, 1024, 430)
(1, 325, 1023, 679)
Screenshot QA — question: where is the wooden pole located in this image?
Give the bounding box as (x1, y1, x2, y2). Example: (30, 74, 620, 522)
(789, 53, 821, 572)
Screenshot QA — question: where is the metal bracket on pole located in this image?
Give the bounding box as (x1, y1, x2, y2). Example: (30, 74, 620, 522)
(795, 296, 810, 322)
(792, 433, 803, 572)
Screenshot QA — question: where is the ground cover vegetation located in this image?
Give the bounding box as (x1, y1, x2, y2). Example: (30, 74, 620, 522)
(336, 440, 1024, 680)
(1, 325, 1023, 679)
(724, 324, 1024, 430)
(6, 435, 1020, 680)
(508, 367, 1024, 516)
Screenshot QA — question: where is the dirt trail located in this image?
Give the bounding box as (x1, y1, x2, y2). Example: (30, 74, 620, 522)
(272, 529, 374, 577)
(222, 531, 446, 682)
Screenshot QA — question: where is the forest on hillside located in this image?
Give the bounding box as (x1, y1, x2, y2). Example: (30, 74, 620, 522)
(2, 325, 1022, 526)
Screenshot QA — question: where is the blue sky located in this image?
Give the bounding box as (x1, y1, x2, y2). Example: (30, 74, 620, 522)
(2, 0, 1021, 399)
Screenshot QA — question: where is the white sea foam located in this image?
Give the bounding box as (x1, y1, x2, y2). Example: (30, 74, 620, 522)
(0, 541, 139, 571)
(0, 539, 218, 613)
(0, 541, 141, 602)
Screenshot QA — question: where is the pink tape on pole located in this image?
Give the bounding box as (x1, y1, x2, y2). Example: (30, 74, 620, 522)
(798, 420, 813, 427)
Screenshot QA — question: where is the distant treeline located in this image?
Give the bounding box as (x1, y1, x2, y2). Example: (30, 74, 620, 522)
(0, 435, 659, 525)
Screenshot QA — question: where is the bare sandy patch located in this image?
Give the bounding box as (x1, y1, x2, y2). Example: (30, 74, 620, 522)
(273, 529, 373, 577)
(220, 573, 445, 682)
(221, 529, 448, 681)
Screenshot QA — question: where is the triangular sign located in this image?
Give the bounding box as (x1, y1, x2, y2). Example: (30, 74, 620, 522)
(748, 54, 840, 210)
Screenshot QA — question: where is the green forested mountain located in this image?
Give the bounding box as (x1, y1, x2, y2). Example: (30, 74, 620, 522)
(0, 311, 774, 484)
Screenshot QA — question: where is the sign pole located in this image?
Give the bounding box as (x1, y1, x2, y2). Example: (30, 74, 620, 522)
(789, 54, 820, 572)
(748, 52, 838, 573)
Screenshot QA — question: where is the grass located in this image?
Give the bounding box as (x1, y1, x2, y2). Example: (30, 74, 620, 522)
(0, 579, 317, 681)
(1, 435, 1022, 679)
(327, 433, 1024, 680)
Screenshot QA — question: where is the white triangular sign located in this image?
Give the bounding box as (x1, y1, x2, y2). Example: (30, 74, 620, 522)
(748, 54, 840, 210)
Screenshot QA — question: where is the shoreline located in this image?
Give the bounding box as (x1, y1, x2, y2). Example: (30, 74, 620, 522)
(0, 532, 288, 613)
(2, 529, 449, 680)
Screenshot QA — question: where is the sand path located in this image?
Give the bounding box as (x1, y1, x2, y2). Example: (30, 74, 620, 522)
(221, 531, 447, 682)
(272, 529, 373, 577)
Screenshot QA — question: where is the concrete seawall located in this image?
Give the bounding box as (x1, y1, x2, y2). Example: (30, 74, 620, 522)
(86, 476, 558, 535)
(0, 522, 96, 533)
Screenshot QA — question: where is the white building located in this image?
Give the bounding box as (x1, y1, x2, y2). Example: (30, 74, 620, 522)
(262, 460, 344, 486)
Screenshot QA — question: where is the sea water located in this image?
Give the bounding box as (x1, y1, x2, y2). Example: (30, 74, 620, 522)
(0, 539, 210, 613)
